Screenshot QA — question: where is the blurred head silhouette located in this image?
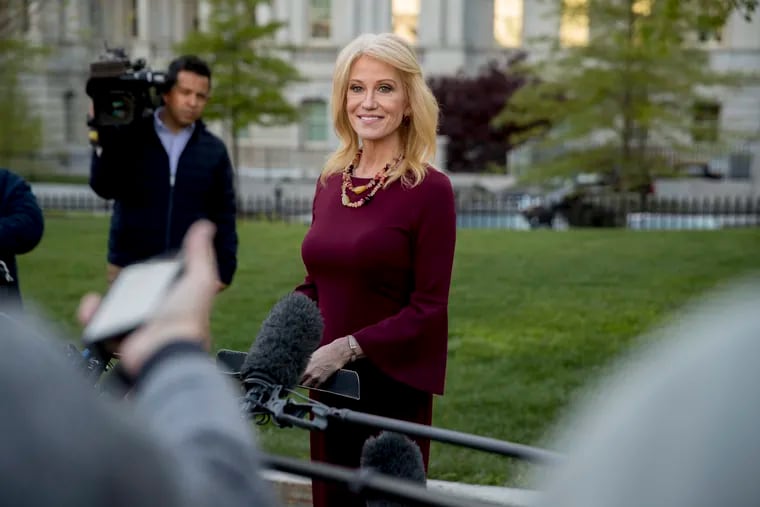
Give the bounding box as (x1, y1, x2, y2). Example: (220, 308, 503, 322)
(532, 276, 760, 507)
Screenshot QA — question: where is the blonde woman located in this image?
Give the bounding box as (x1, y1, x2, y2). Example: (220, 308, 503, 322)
(297, 33, 456, 507)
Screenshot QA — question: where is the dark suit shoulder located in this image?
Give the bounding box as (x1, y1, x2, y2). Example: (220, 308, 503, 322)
(0, 169, 31, 200)
(191, 122, 231, 160)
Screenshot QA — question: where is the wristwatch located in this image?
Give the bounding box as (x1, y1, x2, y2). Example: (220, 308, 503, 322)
(347, 335, 359, 362)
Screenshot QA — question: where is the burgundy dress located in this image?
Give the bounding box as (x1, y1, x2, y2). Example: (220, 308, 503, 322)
(296, 167, 457, 507)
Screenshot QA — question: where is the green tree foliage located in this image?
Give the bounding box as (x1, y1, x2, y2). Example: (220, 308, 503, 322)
(494, 0, 755, 191)
(0, 1, 44, 169)
(695, 0, 757, 40)
(175, 0, 303, 168)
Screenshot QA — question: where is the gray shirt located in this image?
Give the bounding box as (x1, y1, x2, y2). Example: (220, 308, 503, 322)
(0, 308, 277, 507)
(154, 107, 195, 186)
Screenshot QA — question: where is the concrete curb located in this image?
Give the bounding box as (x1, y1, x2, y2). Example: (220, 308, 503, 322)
(262, 471, 539, 507)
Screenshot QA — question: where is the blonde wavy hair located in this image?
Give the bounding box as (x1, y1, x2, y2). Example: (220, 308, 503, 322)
(321, 33, 439, 188)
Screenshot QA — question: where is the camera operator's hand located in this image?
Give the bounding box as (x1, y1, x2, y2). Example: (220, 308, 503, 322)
(78, 220, 219, 377)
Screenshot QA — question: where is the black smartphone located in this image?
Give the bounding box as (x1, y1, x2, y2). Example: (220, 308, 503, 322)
(82, 257, 184, 346)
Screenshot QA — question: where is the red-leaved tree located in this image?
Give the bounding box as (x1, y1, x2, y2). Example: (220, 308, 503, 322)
(427, 53, 547, 174)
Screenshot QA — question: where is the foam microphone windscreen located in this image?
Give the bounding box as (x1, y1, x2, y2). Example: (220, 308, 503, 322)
(362, 431, 427, 483)
(240, 292, 323, 390)
(361, 432, 427, 507)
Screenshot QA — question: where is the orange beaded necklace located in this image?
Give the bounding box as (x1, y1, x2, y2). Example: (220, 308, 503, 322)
(340, 149, 404, 208)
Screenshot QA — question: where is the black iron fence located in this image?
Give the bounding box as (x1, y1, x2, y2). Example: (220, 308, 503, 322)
(457, 193, 760, 230)
(33, 189, 760, 231)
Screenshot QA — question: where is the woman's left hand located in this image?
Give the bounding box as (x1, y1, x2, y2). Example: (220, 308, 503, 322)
(301, 338, 351, 387)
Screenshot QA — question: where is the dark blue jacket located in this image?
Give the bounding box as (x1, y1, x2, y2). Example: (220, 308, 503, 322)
(0, 169, 44, 307)
(89, 116, 238, 285)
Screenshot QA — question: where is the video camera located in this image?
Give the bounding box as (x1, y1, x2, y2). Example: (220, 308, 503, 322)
(86, 46, 168, 129)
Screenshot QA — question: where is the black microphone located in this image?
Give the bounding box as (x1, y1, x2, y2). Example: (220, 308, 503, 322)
(240, 292, 323, 409)
(362, 431, 426, 483)
(362, 432, 426, 507)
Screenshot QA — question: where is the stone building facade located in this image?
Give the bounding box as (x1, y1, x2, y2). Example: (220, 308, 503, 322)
(9, 0, 760, 181)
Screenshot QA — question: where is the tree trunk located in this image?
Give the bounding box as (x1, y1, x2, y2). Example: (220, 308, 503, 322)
(617, 0, 637, 192)
(228, 116, 240, 201)
(230, 119, 239, 169)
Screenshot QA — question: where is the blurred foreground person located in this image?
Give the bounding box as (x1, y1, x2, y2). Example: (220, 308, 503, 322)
(0, 220, 276, 507)
(532, 276, 760, 507)
(0, 168, 44, 309)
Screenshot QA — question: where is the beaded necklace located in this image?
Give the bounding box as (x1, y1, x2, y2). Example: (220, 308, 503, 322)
(340, 149, 404, 208)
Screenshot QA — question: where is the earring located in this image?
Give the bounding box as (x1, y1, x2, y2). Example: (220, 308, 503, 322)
(402, 115, 411, 126)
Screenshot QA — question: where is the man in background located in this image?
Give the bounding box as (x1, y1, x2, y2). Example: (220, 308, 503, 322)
(89, 55, 237, 290)
(0, 167, 44, 309)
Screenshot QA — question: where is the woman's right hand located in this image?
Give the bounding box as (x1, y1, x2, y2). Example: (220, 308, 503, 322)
(300, 337, 353, 387)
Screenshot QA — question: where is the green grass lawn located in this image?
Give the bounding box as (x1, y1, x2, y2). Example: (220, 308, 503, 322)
(18, 214, 760, 486)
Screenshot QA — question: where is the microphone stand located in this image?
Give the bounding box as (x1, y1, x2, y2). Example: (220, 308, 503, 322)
(262, 453, 507, 507)
(324, 407, 561, 465)
(243, 388, 563, 466)
(243, 383, 328, 431)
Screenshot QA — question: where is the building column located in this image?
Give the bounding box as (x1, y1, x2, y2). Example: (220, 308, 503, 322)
(171, 0, 187, 41)
(346, 0, 391, 38)
(356, 0, 373, 35)
(137, 0, 150, 40)
(272, 0, 291, 44)
(154, 0, 175, 53)
(332, 0, 357, 45)
(372, 0, 392, 34)
(287, 0, 307, 46)
(417, 0, 444, 48)
(26, 0, 44, 43)
(128, 0, 151, 59)
(198, 0, 211, 31)
(443, 0, 465, 47)
(418, 0, 466, 74)
(60, 0, 79, 43)
(463, 0, 494, 50)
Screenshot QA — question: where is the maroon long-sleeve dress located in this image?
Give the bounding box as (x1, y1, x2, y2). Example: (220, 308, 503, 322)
(296, 166, 457, 507)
